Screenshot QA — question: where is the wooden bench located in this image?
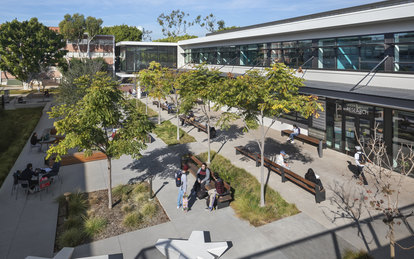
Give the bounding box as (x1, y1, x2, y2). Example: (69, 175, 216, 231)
(152, 101, 175, 114)
(235, 146, 325, 203)
(48, 151, 107, 167)
(179, 115, 217, 138)
(281, 129, 326, 158)
(184, 154, 233, 209)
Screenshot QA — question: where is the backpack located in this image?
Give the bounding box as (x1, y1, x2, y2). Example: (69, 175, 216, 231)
(297, 127, 301, 135)
(175, 171, 182, 187)
(358, 152, 367, 164)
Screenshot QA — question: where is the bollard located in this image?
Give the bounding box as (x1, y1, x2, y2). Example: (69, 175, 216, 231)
(318, 140, 323, 158)
(281, 167, 287, 183)
(64, 192, 71, 219)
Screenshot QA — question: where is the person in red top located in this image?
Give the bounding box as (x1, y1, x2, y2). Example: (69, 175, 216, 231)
(214, 173, 225, 195)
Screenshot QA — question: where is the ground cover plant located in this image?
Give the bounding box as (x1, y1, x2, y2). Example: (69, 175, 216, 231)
(128, 98, 157, 117)
(198, 151, 299, 226)
(54, 182, 168, 251)
(0, 107, 43, 187)
(153, 120, 196, 145)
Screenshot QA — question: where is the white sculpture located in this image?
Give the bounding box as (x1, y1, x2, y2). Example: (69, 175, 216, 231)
(155, 231, 229, 259)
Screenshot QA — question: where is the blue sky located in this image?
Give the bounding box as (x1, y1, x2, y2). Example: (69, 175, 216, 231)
(0, 0, 380, 40)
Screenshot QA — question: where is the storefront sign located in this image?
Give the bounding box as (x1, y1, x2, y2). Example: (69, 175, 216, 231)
(336, 103, 371, 116)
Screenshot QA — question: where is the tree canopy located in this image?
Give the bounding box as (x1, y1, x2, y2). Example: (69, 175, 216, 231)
(59, 13, 86, 51)
(0, 18, 66, 88)
(101, 25, 142, 43)
(48, 72, 154, 208)
(153, 34, 198, 43)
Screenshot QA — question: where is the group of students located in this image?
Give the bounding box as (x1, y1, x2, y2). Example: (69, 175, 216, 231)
(175, 162, 226, 212)
(14, 160, 60, 193)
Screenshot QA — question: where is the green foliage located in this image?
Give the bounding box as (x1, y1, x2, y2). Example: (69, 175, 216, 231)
(133, 192, 150, 203)
(153, 34, 198, 42)
(101, 25, 142, 43)
(59, 13, 85, 45)
(85, 16, 103, 57)
(0, 18, 66, 84)
(121, 204, 135, 213)
(68, 192, 88, 216)
(58, 228, 85, 248)
(58, 58, 108, 105)
(63, 216, 84, 230)
(153, 120, 196, 145)
(194, 13, 225, 33)
(342, 249, 373, 259)
(198, 152, 299, 226)
(83, 216, 107, 237)
(140, 202, 158, 218)
(217, 26, 239, 32)
(123, 212, 143, 228)
(157, 10, 194, 37)
(112, 184, 133, 198)
(0, 107, 42, 187)
(132, 183, 148, 195)
(128, 99, 157, 117)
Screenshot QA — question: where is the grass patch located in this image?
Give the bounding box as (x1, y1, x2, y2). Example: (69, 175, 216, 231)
(128, 99, 157, 117)
(57, 228, 85, 248)
(0, 107, 43, 187)
(197, 151, 299, 226)
(140, 202, 158, 218)
(83, 216, 107, 237)
(342, 249, 373, 259)
(123, 212, 143, 228)
(153, 120, 196, 145)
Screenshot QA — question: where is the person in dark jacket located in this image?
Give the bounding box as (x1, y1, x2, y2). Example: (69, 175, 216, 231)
(305, 168, 323, 188)
(30, 132, 40, 146)
(20, 163, 37, 191)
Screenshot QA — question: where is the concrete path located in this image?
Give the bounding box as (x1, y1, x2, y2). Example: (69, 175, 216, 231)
(0, 97, 413, 259)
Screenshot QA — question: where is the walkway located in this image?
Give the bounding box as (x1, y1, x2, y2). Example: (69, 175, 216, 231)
(0, 97, 413, 258)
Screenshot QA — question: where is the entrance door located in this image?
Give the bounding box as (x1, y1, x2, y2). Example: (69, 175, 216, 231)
(345, 116, 356, 152)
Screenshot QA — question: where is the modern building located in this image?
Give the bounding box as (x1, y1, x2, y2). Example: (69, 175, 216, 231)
(115, 42, 177, 80)
(174, 0, 414, 161)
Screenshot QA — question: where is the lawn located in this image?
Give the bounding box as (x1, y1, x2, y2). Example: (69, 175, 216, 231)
(0, 107, 43, 187)
(128, 99, 157, 117)
(153, 120, 196, 145)
(197, 151, 299, 226)
(55, 182, 168, 251)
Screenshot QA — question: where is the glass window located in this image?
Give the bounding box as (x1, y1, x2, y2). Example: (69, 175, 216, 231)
(318, 38, 335, 47)
(337, 37, 359, 46)
(392, 110, 414, 170)
(337, 46, 359, 70)
(394, 44, 414, 72)
(271, 42, 282, 49)
(360, 34, 384, 44)
(360, 45, 384, 70)
(318, 47, 335, 69)
(395, 32, 414, 43)
(240, 45, 260, 66)
(283, 41, 296, 48)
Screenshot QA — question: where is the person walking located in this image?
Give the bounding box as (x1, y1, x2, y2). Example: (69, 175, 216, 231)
(354, 146, 368, 185)
(176, 165, 188, 209)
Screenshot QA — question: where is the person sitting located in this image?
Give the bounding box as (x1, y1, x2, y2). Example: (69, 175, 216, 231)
(30, 132, 41, 151)
(187, 111, 195, 122)
(17, 96, 25, 103)
(44, 89, 50, 98)
(191, 163, 210, 198)
(19, 163, 37, 192)
(305, 168, 323, 189)
(165, 101, 172, 113)
(206, 173, 226, 211)
(276, 150, 289, 168)
(287, 124, 300, 143)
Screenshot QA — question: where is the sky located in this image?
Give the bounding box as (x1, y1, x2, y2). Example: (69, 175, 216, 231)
(0, 0, 381, 40)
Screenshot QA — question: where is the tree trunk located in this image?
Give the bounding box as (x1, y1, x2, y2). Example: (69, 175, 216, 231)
(260, 115, 265, 207)
(107, 158, 113, 209)
(87, 39, 91, 59)
(145, 96, 148, 115)
(207, 103, 211, 164)
(176, 112, 180, 141)
(390, 224, 395, 259)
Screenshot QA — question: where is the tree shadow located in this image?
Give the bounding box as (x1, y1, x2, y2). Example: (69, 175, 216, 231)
(124, 144, 191, 184)
(347, 161, 358, 177)
(244, 137, 314, 164)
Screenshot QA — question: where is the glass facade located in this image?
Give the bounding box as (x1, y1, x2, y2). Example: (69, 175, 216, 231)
(119, 45, 177, 73)
(184, 31, 414, 73)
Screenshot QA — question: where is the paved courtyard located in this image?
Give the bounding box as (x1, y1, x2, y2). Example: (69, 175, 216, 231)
(0, 98, 413, 259)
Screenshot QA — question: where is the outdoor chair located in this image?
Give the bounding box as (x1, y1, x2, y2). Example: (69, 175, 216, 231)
(38, 176, 52, 201)
(12, 173, 29, 200)
(48, 161, 62, 184)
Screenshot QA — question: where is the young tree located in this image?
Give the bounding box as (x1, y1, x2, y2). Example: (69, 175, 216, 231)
(0, 18, 66, 90)
(85, 16, 103, 59)
(58, 58, 108, 105)
(101, 25, 142, 43)
(195, 13, 225, 33)
(157, 10, 194, 37)
(59, 13, 86, 53)
(47, 72, 154, 209)
(218, 63, 322, 207)
(179, 64, 223, 163)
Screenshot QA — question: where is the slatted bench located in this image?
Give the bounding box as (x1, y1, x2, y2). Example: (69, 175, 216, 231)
(235, 146, 325, 203)
(152, 101, 174, 114)
(179, 115, 217, 138)
(48, 151, 107, 167)
(281, 129, 326, 158)
(185, 154, 233, 209)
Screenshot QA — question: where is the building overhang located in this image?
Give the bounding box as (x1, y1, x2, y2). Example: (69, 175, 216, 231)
(116, 41, 178, 47)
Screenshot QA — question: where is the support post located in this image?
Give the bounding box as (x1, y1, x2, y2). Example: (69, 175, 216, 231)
(315, 185, 326, 203)
(281, 167, 287, 182)
(256, 153, 260, 167)
(318, 140, 323, 158)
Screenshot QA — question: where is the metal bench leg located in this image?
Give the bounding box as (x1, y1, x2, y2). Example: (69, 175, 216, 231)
(281, 168, 287, 182)
(315, 186, 326, 203)
(318, 141, 323, 158)
(235, 148, 240, 155)
(255, 154, 260, 167)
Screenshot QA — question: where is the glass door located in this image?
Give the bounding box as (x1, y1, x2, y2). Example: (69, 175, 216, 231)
(359, 118, 371, 147)
(345, 116, 356, 152)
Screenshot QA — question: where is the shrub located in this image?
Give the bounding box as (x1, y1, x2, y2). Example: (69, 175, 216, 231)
(63, 216, 84, 230)
(84, 216, 107, 237)
(68, 192, 88, 216)
(153, 120, 196, 145)
(123, 212, 143, 228)
(342, 249, 373, 259)
(57, 228, 85, 248)
(133, 192, 149, 203)
(121, 204, 135, 213)
(140, 202, 158, 218)
(132, 183, 148, 195)
(113, 184, 133, 198)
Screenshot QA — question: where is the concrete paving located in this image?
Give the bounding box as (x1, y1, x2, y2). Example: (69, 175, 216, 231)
(0, 97, 413, 259)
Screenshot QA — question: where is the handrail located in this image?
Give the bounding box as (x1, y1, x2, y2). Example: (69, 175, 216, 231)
(350, 55, 389, 92)
(294, 56, 314, 73)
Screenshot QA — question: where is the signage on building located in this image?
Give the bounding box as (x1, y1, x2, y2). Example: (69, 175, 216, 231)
(336, 103, 371, 116)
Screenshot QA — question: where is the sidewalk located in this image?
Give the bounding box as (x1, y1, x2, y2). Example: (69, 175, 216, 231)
(0, 98, 413, 258)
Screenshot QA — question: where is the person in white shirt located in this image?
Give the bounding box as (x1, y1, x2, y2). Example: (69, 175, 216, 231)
(287, 124, 300, 143)
(354, 146, 368, 185)
(276, 150, 289, 168)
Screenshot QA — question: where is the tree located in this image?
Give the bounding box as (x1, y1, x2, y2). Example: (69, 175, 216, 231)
(153, 34, 198, 43)
(101, 25, 143, 43)
(0, 18, 66, 90)
(59, 13, 86, 53)
(179, 64, 223, 163)
(157, 10, 195, 37)
(217, 63, 322, 207)
(85, 16, 103, 59)
(47, 72, 154, 209)
(195, 13, 225, 33)
(138, 61, 170, 124)
(58, 58, 108, 105)
(217, 26, 239, 32)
